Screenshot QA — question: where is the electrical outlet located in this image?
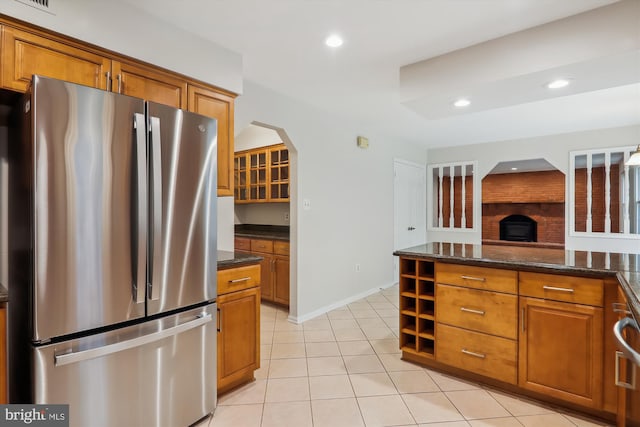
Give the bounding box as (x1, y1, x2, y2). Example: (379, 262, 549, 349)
(355, 264, 361, 272)
(284, 212, 290, 221)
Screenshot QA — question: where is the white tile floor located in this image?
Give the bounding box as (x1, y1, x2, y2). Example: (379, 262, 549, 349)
(203, 285, 613, 427)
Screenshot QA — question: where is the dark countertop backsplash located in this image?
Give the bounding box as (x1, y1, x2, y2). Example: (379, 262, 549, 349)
(235, 224, 290, 241)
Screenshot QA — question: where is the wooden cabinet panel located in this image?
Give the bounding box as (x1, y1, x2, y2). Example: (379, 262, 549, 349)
(1, 26, 110, 91)
(188, 85, 235, 197)
(111, 61, 187, 109)
(436, 263, 517, 294)
(520, 272, 603, 306)
(217, 286, 260, 394)
(436, 323, 517, 385)
(258, 254, 274, 301)
(251, 239, 274, 253)
(436, 284, 517, 339)
(218, 264, 260, 295)
(234, 237, 251, 252)
(274, 241, 290, 256)
(274, 255, 290, 305)
(519, 296, 603, 409)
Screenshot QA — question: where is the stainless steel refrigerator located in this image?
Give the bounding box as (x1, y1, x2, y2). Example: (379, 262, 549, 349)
(8, 76, 218, 427)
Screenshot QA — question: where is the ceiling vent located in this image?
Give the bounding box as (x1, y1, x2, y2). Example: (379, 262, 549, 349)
(14, 0, 56, 15)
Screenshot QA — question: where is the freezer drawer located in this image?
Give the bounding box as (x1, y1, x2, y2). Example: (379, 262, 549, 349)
(31, 304, 216, 427)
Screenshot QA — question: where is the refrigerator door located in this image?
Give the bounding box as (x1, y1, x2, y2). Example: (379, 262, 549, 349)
(30, 76, 146, 342)
(32, 303, 216, 427)
(146, 102, 217, 316)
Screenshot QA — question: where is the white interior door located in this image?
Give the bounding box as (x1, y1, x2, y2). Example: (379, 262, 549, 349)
(394, 159, 427, 276)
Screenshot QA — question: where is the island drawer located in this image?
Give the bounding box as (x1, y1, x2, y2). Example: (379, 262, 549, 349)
(251, 239, 274, 253)
(218, 264, 261, 295)
(519, 272, 603, 307)
(436, 323, 517, 385)
(436, 263, 517, 294)
(436, 284, 518, 339)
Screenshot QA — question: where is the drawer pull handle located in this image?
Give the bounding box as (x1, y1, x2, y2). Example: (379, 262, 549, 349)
(460, 307, 485, 316)
(229, 277, 251, 283)
(461, 275, 486, 282)
(613, 303, 632, 315)
(542, 285, 574, 293)
(461, 349, 486, 359)
(615, 351, 637, 390)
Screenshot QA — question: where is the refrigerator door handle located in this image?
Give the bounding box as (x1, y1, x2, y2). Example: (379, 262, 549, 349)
(54, 313, 212, 367)
(149, 116, 163, 301)
(133, 113, 148, 304)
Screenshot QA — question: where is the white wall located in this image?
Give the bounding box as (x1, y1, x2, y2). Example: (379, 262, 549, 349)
(235, 204, 289, 226)
(235, 80, 427, 322)
(235, 124, 283, 151)
(0, 1, 243, 94)
(426, 125, 640, 253)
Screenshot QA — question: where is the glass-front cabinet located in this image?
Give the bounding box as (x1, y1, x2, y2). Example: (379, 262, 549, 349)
(234, 143, 289, 203)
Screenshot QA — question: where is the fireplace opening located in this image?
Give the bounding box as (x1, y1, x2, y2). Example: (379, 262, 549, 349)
(500, 215, 537, 242)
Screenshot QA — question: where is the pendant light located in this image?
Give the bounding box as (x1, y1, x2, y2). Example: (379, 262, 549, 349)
(626, 145, 640, 166)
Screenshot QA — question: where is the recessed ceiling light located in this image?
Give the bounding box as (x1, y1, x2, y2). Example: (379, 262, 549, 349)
(546, 79, 571, 89)
(325, 34, 343, 48)
(454, 99, 470, 108)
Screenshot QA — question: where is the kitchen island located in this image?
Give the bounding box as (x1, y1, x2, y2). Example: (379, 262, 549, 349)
(394, 243, 640, 423)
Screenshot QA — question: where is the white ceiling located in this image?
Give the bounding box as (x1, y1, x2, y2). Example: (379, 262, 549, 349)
(120, 0, 639, 149)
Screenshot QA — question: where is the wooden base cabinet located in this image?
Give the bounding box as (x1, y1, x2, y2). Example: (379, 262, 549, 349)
(236, 237, 290, 307)
(217, 265, 261, 395)
(519, 296, 604, 409)
(397, 256, 619, 421)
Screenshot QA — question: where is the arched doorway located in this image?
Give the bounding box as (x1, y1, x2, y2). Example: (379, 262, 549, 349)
(234, 122, 298, 319)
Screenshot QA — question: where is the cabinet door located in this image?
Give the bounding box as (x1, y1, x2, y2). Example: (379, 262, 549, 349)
(217, 287, 260, 393)
(519, 296, 603, 409)
(274, 255, 290, 306)
(234, 153, 249, 202)
(1, 26, 110, 91)
(188, 85, 235, 197)
(111, 61, 187, 109)
(269, 145, 289, 201)
(258, 254, 274, 302)
(249, 151, 268, 202)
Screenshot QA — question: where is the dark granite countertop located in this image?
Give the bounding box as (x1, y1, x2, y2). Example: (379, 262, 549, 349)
(0, 283, 7, 303)
(235, 224, 290, 241)
(217, 250, 263, 270)
(394, 242, 640, 322)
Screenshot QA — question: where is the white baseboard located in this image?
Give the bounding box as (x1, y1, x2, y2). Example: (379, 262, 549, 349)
(288, 281, 397, 324)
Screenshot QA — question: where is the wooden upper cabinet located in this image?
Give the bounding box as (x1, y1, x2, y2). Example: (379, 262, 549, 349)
(234, 144, 289, 203)
(188, 84, 235, 197)
(1, 26, 110, 91)
(111, 61, 187, 109)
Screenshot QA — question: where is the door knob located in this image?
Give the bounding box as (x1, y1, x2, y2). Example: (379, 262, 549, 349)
(408, 226, 416, 231)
